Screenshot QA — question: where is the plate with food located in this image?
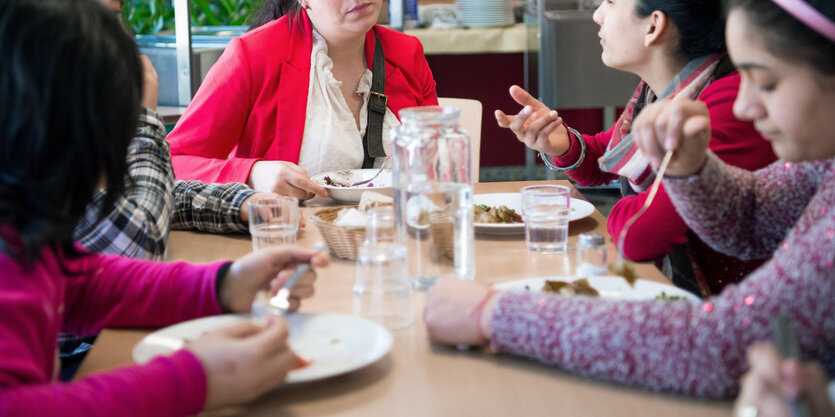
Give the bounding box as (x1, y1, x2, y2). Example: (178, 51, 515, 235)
(492, 275, 700, 302)
(133, 312, 393, 385)
(473, 193, 596, 235)
(311, 169, 393, 204)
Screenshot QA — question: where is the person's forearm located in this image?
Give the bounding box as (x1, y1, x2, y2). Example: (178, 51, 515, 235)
(171, 181, 255, 233)
(73, 108, 173, 259)
(0, 350, 207, 417)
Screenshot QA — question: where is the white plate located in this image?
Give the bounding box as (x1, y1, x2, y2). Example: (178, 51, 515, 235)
(311, 169, 393, 204)
(473, 193, 596, 235)
(493, 275, 701, 302)
(133, 313, 393, 385)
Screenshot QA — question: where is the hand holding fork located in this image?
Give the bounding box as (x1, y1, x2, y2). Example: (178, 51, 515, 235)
(614, 96, 714, 277)
(251, 243, 328, 323)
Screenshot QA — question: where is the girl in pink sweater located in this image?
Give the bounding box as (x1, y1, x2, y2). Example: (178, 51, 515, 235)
(0, 1, 327, 416)
(426, 0, 835, 399)
(496, 0, 777, 296)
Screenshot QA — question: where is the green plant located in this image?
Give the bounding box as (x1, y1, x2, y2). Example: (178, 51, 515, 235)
(126, 0, 263, 35)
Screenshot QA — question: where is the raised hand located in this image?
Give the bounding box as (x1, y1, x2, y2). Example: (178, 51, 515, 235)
(495, 85, 571, 156)
(631, 97, 712, 177)
(139, 55, 159, 111)
(248, 161, 327, 201)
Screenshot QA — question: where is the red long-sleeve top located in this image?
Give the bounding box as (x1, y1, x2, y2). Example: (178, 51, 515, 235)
(553, 73, 777, 294)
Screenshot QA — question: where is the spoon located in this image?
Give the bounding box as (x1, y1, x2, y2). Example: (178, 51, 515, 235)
(251, 243, 326, 322)
(350, 157, 391, 187)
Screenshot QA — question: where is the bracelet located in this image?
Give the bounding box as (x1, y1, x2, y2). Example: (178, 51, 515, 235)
(469, 288, 499, 343)
(539, 127, 586, 173)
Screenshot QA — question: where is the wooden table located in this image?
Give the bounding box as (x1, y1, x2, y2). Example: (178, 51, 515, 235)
(76, 181, 732, 416)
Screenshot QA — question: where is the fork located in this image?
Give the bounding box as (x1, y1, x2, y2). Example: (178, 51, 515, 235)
(772, 313, 811, 417)
(251, 243, 325, 322)
(350, 157, 391, 187)
(616, 149, 674, 264)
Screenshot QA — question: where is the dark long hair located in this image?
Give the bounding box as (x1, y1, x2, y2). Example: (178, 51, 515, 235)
(248, 0, 302, 30)
(0, 0, 142, 263)
(724, 0, 835, 75)
(635, 0, 727, 60)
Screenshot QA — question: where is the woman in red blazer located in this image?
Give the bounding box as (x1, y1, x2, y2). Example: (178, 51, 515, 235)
(168, 0, 438, 200)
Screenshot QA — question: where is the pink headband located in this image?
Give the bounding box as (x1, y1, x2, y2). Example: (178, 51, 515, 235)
(771, 0, 835, 42)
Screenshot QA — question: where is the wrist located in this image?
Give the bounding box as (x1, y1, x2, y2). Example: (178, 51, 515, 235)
(550, 124, 572, 157)
(541, 128, 586, 173)
(470, 289, 500, 345)
(480, 292, 500, 342)
(215, 262, 233, 312)
(239, 194, 259, 223)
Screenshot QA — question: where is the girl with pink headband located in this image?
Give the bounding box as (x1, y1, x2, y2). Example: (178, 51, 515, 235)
(426, 0, 835, 408)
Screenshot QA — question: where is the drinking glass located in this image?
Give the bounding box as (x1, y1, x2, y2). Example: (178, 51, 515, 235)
(520, 185, 571, 253)
(364, 206, 396, 245)
(354, 206, 413, 329)
(248, 196, 300, 251)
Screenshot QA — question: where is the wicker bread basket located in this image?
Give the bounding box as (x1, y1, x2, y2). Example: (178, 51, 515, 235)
(311, 206, 365, 260)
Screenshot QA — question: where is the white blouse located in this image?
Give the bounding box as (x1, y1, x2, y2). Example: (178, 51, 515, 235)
(297, 29, 400, 176)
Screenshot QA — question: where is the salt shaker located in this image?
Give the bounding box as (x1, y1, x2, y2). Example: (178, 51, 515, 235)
(575, 233, 608, 276)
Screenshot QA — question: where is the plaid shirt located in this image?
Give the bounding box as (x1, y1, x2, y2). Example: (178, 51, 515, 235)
(73, 109, 254, 261)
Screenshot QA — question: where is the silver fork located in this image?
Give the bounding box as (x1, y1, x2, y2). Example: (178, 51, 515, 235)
(350, 157, 391, 187)
(251, 243, 325, 322)
(616, 149, 674, 263)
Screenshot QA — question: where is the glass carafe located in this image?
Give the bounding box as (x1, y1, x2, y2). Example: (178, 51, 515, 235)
(391, 106, 474, 289)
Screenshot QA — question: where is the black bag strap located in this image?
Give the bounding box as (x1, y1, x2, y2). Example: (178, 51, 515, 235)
(362, 30, 387, 168)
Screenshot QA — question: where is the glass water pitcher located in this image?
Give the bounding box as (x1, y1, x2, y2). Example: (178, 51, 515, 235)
(391, 106, 475, 289)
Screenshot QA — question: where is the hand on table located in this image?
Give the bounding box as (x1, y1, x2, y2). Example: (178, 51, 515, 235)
(632, 97, 711, 177)
(424, 277, 500, 347)
(188, 317, 299, 410)
(239, 193, 307, 228)
(495, 85, 571, 157)
(735, 342, 835, 417)
(247, 161, 327, 201)
(217, 246, 329, 313)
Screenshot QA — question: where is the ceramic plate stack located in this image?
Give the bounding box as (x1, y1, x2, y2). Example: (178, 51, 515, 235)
(457, 0, 514, 28)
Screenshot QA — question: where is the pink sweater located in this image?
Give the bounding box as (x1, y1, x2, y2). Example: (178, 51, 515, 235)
(0, 229, 224, 416)
(490, 153, 835, 398)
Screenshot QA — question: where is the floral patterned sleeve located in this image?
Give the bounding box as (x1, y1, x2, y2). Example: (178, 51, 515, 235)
(489, 155, 835, 398)
(664, 153, 820, 260)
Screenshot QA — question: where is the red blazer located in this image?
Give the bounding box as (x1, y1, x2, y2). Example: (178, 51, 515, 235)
(168, 12, 438, 184)
(554, 73, 777, 295)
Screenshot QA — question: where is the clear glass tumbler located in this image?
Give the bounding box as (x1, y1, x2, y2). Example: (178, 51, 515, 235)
(520, 185, 571, 253)
(248, 196, 300, 251)
(354, 206, 413, 329)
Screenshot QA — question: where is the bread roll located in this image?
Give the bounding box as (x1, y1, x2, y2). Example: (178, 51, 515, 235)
(358, 191, 394, 214)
